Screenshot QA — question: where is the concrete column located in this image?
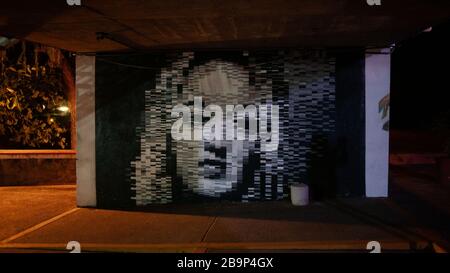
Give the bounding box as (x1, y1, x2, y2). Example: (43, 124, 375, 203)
(76, 55, 97, 207)
(365, 48, 391, 197)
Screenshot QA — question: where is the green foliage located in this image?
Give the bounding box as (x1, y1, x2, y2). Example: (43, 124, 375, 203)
(0, 43, 69, 149)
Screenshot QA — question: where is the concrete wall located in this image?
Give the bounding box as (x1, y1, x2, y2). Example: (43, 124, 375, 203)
(74, 49, 391, 207)
(94, 51, 339, 207)
(76, 55, 97, 207)
(335, 50, 366, 197)
(0, 151, 75, 186)
(365, 49, 391, 197)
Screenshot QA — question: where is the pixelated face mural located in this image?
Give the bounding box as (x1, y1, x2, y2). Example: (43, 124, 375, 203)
(186, 61, 254, 197)
(130, 51, 336, 205)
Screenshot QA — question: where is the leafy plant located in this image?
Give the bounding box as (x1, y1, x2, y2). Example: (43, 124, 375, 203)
(0, 42, 70, 149)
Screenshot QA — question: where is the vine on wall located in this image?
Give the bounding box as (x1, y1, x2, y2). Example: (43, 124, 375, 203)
(0, 41, 71, 149)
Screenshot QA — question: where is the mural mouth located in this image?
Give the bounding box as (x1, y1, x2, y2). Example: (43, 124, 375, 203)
(200, 159, 226, 171)
(201, 146, 227, 179)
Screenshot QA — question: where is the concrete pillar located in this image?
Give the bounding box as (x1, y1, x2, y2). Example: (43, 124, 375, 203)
(76, 55, 97, 207)
(365, 48, 391, 197)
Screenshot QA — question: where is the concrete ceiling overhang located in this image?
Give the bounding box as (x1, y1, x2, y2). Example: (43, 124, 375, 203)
(0, 0, 449, 53)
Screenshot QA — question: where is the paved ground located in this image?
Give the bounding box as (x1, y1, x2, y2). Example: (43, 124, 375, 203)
(389, 165, 450, 250)
(0, 185, 76, 241)
(0, 169, 448, 253)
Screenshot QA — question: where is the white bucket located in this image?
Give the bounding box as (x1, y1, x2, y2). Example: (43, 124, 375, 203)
(290, 183, 309, 206)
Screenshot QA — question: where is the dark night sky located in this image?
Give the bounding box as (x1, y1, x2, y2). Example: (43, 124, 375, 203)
(391, 19, 450, 131)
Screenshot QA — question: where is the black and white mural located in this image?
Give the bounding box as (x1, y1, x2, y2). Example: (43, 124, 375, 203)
(125, 51, 336, 205)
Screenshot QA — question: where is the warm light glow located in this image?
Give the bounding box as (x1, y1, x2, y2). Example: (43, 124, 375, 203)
(57, 106, 69, 113)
